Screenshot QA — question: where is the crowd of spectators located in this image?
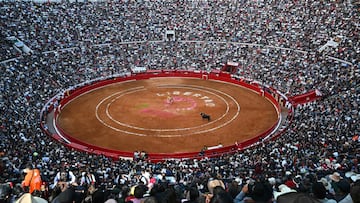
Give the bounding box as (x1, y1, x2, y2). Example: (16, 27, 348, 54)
(1, 0, 359, 202)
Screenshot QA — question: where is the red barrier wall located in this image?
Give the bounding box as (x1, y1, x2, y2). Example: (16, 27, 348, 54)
(288, 90, 322, 106)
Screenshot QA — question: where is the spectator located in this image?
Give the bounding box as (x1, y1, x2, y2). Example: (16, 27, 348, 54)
(273, 184, 297, 201)
(334, 179, 353, 203)
(21, 165, 43, 195)
(131, 184, 148, 203)
(311, 182, 336, 203)
(350, 182, 360, 203)
(209, 191, 233, 203)
(51, 185, 76, 203)
(209, 186, 233, 203)
(14, 193, 48, 203)
(207, 173, 225, 195)
(234, 180, 273, 203)
(52, 168, 76, 189)
(80, 170, 96, 188)
(182, 186, 200, 203)
(227, 180, 241, 200)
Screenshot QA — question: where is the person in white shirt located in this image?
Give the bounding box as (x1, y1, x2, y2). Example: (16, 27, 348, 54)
(52, 169, 76, 189)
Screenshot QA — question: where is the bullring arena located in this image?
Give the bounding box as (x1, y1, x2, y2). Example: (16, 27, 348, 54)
(2, 1, 359, 202)
(50, 71, 285, 160)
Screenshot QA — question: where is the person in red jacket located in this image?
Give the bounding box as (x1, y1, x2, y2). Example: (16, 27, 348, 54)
(22, 165, 42, 194)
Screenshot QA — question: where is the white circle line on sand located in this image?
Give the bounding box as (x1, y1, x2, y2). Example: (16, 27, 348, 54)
(96, 83, 240, 137)
(95, 86, 147, 135)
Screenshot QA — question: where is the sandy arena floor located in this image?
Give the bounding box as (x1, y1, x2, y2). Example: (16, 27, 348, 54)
(57, 77, 278, 154)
